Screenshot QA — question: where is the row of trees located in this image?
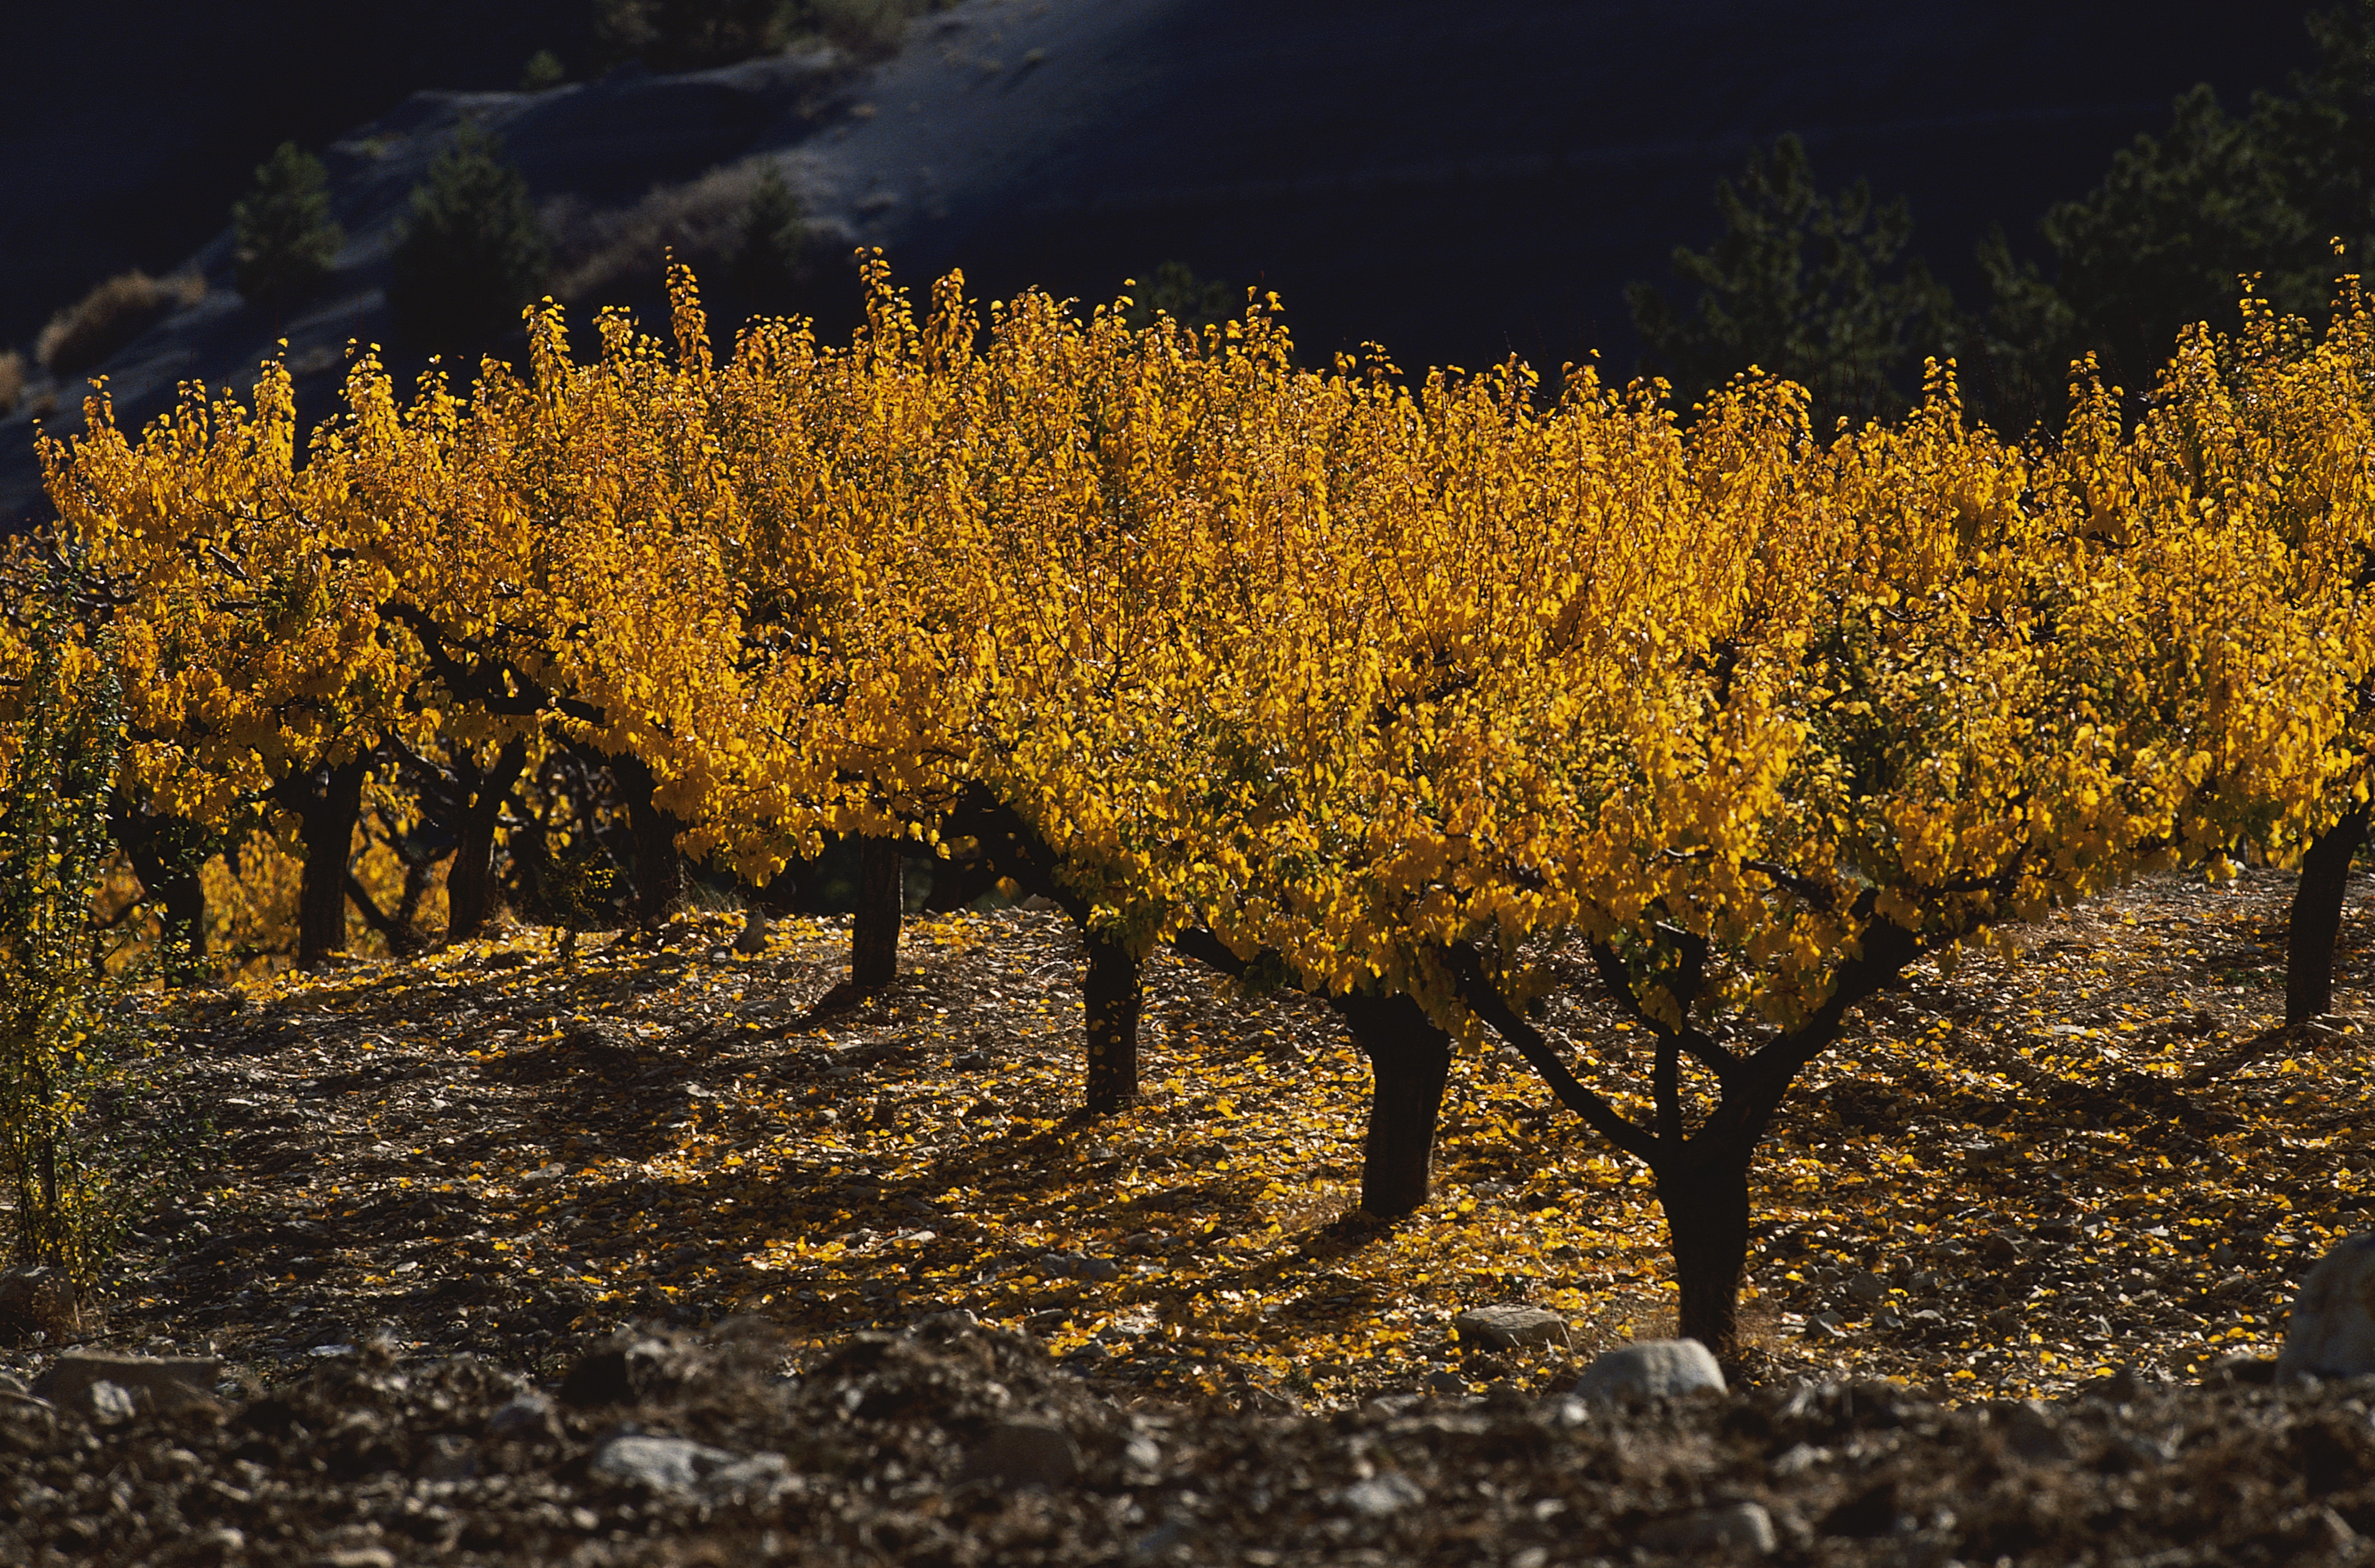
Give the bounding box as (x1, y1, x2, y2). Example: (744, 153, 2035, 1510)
(234, 128, 810, 353)
(1632, 0, 2375, 435)
(9, 260, 2373, 1353)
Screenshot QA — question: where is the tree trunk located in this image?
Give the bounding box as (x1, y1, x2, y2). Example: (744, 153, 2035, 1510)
(1083, 931, 1142, 1113)
(292, 756, 369, 970)
(1336, 992, 1453, 1217)
(446, 736, 529, 944)
(851, 836, 904, 990)
(127, 836, 205, 962)
(1655, 1139, 1757, 1359)
(2288, 802, 2370, 1025)
(608, 751, 685, 930)
(111, 803, 212, 971)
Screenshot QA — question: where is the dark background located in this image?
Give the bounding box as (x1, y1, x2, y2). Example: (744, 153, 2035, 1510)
(0, 1, 2329, 390)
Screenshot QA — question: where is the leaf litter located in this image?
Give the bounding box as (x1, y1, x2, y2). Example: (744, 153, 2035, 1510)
(2, 867, 2373, 1564)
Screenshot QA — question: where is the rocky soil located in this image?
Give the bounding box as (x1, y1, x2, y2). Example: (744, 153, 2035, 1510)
(2, 867, 2374, 1562)
(4, 1316, 2374, 1566)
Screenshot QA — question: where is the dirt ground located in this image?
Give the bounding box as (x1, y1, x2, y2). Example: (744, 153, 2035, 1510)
(2, 867, 2373, 1563)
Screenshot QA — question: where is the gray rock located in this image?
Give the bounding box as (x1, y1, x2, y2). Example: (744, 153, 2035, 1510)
(2277, 1230, 2375, 1380)
(1573, 1338, 1726, 1401)
(484, 1392, 560, 1441)
(0, 1265, 76, 1336)
(315, 1550, 397, 1568)
(1076, 1256, 1122, 1283)
(732, 908, 770, 954)
(1452, 1304, 1570, 1351)
(1846, 1272, 1888, 1305)
(1639, 1501, 1777, 1555)
(589, 1432, 790, 1502)
(1338, 1472, 1424, 1517)
(32, 1350, 219, 1410)
(418, 1434, 477, 1481)
(1989, 1399, 2074, 1462)
(86, 1379, 138, 1425)
(958, 1418, 1080, 1488)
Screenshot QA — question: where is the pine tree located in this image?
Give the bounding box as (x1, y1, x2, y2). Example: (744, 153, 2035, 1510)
(1626, 134, 1959, 432)
(389, 126, 549, 354)
(731, 165, 806, 313)
(232, 142, 344, 310)
(1975, 1, 2375, 421)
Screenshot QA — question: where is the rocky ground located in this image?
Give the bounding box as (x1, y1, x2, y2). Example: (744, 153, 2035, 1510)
(3, 1316, 2373, 1566)
(1, 868, 2372, 1562)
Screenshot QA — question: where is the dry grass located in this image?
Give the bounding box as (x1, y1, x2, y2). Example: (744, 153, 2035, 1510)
(803, 0, 927, 57)
(543, 162, 775, 307)
(34, 270, 205, 377)
(0, 351, 24, 416)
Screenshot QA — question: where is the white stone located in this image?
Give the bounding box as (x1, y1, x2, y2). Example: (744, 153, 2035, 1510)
(85, 1379, 137, 1425)
(1453, 1305, 1570, 1351)
(590, 1434, 789, 1502)
(1338, 1472, 1424, 1517)
(1572, 1338, 1726, 1401)
(2278, 1230, 2375, 1379)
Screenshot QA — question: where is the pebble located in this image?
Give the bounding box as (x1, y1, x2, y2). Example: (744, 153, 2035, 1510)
(1338, 1472, 1424, 1517)
(1452, 1305, 1570, 1351)
(2277, 1230, 2375, 1380)
(1572, 1339, 1726, 1401)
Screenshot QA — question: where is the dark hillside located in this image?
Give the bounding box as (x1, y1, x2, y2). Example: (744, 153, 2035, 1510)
(0, 0, 2330, 531)
(0, 2, 587, 353)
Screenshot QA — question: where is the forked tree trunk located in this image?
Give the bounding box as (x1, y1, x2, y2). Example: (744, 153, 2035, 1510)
(292, 757, 369, 970)
(445, 736, 529, 943)
(851, 836, 904, 990)
(1337, 992, 1453, 1217)
(2288, 802, 2370, 1025)
(1082, 932, 1142, 1113)
(608, 752, 686, 930)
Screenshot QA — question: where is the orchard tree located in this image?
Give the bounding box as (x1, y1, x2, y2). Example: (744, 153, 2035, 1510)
(39, 366, 419, 968)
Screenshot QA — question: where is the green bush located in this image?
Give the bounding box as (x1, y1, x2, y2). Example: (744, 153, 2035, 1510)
(799, 0, 925, 56)
(1626, 134, 1958, 432)
(389, 125, 550, 355)
(521, 49, 569, 91)
(232, 142, 345, 310)
(731, 164, 807, 311)
(1122, 262, 1238, 333)
(591, 0, 934, 70)
(594, 0, 792, 71)
(0, 599, 144, 1289)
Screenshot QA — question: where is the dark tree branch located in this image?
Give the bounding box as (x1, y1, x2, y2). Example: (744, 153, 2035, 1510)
(1443, 942, 1660, 1163)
